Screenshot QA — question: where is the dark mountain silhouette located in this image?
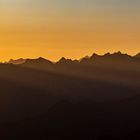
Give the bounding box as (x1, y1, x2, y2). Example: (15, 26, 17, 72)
(23, 57, 53, 66)
(1, 52, 140, 139)
(8, 58, 26, 64)
(56, 57, 78, 65)
(80, 51, 132, 63)
(134, 52, 140, 58)
(21, 57, 54, 71)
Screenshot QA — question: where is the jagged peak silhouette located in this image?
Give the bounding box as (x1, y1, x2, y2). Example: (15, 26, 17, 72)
(91, 53, 99, 57)
(112, 51, 129, 56)
(80, 51, 131, 62)
(22, 57, 53, 66)
(6, 51, 140, 66)
(104, 52, 111, 56)
(114, 51, 122, 54)
(57, 57, 77, 65)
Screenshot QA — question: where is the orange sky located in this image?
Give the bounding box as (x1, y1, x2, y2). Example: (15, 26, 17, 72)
(0, 0, 140, 61)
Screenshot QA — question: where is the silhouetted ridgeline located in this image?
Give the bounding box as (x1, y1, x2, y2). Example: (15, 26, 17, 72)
(1, 52, 140, 139)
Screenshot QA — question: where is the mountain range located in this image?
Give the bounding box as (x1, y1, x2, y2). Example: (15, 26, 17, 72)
(7, 51, 140, 65)
(7, 52, 140, 87)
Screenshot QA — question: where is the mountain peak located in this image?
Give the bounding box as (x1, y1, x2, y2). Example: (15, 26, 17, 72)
(8, 58, 26, 64)
(57, 57, 77, 65)
(114, 51, 122, 55)
(59, 57, 67, 62)
(22, 57, 53, 68)
(91, 53, 99, 57)
(104, 52, 111, 56)
(89, 53, 100, 59)
(38, 57, 45, 60)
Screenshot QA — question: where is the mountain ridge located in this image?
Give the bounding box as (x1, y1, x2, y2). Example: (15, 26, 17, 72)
(7, 51, 140, 65)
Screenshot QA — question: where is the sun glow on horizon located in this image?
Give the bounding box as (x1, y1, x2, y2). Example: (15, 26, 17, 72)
(0, 0, 140, 61)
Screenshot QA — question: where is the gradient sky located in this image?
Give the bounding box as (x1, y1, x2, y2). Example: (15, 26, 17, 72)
(0, 0, 140, 61)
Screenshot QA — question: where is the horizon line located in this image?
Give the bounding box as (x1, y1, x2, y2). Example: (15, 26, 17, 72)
(2, 51, 140, 64)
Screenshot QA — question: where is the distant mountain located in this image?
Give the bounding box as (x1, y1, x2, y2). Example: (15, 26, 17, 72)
(8, 51, 139, 67)
(56, 57, 78, 65)
(23, 57, 53, 65)
(12, 52, 140, 80)
(8, 58, 26, 64)
(134, 52, 140, 58)
(103, 51, 131, 59)
(21, 57, 54, 70)
(80, 51, 131, 63)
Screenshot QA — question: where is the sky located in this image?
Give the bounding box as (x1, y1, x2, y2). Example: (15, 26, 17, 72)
(0, 0, 140, 61)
